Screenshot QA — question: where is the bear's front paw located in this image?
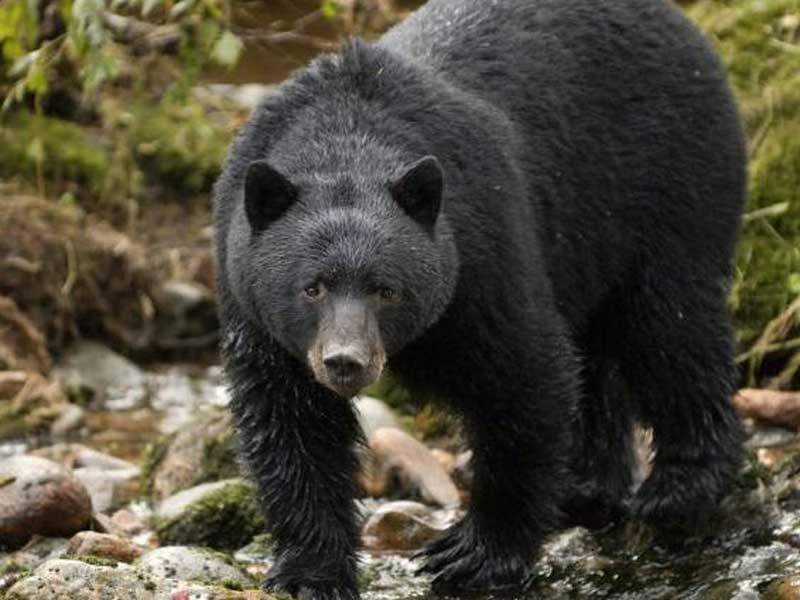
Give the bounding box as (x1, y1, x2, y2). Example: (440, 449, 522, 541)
(415, 517, 536, 596)
(264, 568, 359, 600)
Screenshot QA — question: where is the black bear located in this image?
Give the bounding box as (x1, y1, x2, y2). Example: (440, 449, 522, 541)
(213, 0, 746, 597)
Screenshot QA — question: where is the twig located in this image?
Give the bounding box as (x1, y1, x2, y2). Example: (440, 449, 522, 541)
(61, 238, 78, 296)
(737, 337, 800, 364)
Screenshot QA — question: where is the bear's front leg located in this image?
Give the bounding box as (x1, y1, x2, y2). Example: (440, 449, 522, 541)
(223, 325, 363, 600)
(417, 348, 578, 596)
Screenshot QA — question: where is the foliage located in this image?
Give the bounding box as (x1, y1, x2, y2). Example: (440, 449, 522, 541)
(0, 110, 108, 192)
(0, 0, 243, 106)
(690, 0, 800, 386)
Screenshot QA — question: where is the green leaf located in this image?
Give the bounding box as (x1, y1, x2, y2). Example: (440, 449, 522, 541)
(26, 137, 45, 163)
(789, 273, 800, 295)
(321, 0, 341, 20)
(210, 30, 242, 68)
(169, 0, 196, 20)
(26, 60, 48, 95)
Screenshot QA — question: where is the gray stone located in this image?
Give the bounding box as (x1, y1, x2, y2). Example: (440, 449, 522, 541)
(354, 396, 400, 439)
(145, 408, 239, 500)
(362, 501, 450, 552)
(136, 546, 253, 587)
(5, 559, 168, 600)
(54, 341, 148, 410)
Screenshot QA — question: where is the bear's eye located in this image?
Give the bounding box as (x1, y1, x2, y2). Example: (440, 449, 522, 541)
(379, 287, 396, 301)
(302, 283, 324, 301)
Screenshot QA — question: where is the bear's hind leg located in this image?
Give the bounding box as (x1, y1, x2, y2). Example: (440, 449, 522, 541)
(618, 266, 744, 527)
(564, 356, 635, 528)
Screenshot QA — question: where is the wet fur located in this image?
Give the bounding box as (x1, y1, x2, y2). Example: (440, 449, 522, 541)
(214, 0, 746, 597)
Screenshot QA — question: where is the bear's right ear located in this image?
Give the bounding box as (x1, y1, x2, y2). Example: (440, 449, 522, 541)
(244, 160, 297, 231)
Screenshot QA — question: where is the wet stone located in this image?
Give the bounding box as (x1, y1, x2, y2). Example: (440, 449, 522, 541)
(0, 456, 92, 549)
(362, 501, 451, 552)
(55, 341, 149, 411)
(765, 576, 800, 600)
(362, 427, 460, 508)
(5, 558, 168, 600)
(136, 546, 253, 588)
(67, 531, 141, 563)
(144, 407, 239, 500)
(354, 396, 400, 439)
(0, 537, 69, 594)
(154, 479, 265, 550)
(31, 444, 141, 513)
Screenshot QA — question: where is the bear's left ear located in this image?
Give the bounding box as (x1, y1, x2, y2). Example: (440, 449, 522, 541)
(244, 160, 297, 231)
(390, 156, 443, 230)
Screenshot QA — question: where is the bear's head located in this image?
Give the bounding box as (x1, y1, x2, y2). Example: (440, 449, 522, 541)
(228, 155, 458, 398)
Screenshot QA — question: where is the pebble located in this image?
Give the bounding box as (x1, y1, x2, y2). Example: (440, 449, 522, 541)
(68, 531, 141, 563)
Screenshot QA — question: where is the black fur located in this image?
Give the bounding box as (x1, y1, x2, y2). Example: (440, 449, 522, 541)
(214, 0, 746, 597)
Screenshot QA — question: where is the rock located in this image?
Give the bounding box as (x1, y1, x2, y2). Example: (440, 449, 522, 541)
(0, 455, 92, 549)
(354, 396, 400, 439)
(0, 537, 69, 588)
(67, 531, 141, 563)
(234, 534, 275, 565)
(154, 479, 265, 550)
(168, 586, 269, 599)
(31, 443, 138, 472)
(362, 427, 460, 508)
(450, 450, 473, 493)
(430, 448, 456, 473)
(48, 403, 85, 436)
(0, 295, 51, 373)
(746, 426, 798, 449)
(735, 389, 800, 430)
(109, 508, 147, 537)
(5, 558, 168, 599)
(30, 444, 141, 513)
(765, 576, 800, 600)
(362, 501, 449, 551)
(152, 280, 218, 347)
(143, 408, 240, 500)
(73, 467, 141, 513)
(148, 369, 230, 434)
(54, 341, 148, 410)
(0, 372, 76, 440)
(136, 546, 253, 587)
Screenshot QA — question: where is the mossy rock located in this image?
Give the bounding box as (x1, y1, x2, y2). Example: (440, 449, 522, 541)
(689, 0, 800, 348)
(154, 479, 266, 550)
(141, 408, 241, 500)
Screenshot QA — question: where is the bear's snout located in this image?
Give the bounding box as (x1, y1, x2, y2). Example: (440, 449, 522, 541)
(308, 298, 385, 398)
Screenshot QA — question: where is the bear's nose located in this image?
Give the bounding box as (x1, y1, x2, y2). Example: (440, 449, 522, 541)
(323, 352, 366, 381)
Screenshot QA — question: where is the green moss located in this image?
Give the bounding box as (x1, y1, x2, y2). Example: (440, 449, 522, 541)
(200, 428, 240, 483)
(138, 436, 169, 498)
(219, 578, 244, 591)
(0, 401, 61, 440)
(78, 555, 119, 567)
(129, 100, 232, 194)
(0, 111, 109, 192)
(689, 1, 800, 348)
(155, 481, 266, 550)
(364, 372, 418, 415)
